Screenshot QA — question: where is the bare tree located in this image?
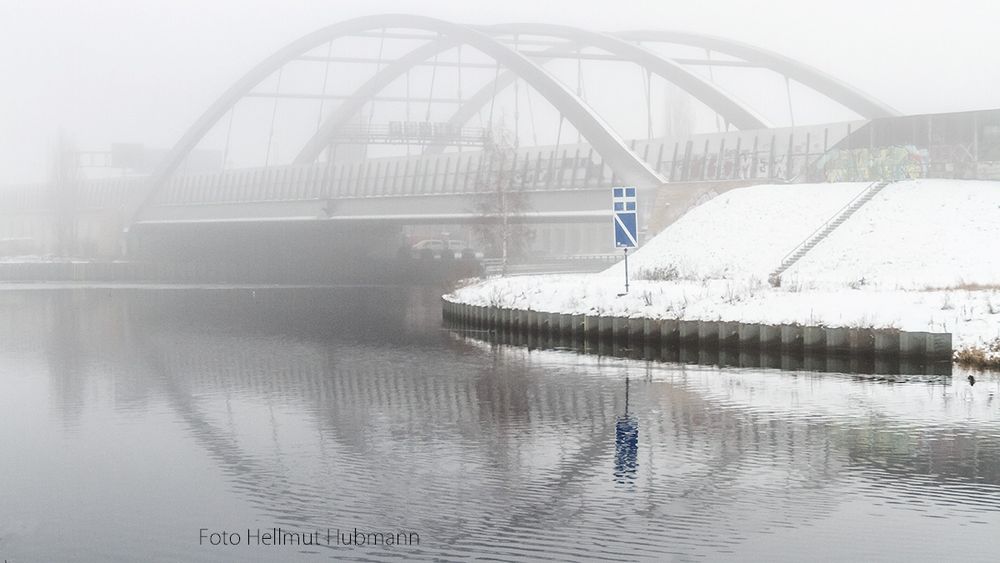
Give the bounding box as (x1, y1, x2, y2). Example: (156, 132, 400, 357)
(472, 126, 533, 276)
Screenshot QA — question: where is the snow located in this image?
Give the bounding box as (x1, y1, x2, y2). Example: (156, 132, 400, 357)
(447, 180, 1000, 362)
(787, 180, 1000, 288)
(605, 181, 874, 281)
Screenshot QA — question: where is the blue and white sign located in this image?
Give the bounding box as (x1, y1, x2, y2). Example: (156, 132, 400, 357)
(612, 186, 638, 248)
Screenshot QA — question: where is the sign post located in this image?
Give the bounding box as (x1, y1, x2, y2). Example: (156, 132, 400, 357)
(612, 187, 638, 294)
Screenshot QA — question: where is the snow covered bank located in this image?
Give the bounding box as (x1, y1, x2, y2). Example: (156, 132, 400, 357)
(447, 275, 999, 362)
(603, 179, 1000, 289)
(447, 180, 1000, 365)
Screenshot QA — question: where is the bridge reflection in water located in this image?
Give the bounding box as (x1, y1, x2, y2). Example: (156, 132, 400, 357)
(1, 286, 999, 561)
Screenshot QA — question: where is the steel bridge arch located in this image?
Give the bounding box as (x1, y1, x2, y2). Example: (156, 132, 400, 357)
(291, 36, 460, 164)
(427, 26, 897, 155)
(615, 30, 898, 119)
(133, 14, 664, 224)
(287, 19, 665, 188)
(135, 15, 899, 225)
(482, 23, 771, 129)
(297, 24, 771, 161)
(420, 23, 780, 156)
(297, 24, 895, 160)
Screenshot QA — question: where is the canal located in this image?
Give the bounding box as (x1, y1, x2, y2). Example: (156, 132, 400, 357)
(1, 285, 999, 561)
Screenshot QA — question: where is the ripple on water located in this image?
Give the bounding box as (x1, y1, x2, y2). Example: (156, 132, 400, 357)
(2, 287, 1000, 561)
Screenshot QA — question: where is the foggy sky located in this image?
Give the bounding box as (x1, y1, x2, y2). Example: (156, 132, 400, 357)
(2, 0, 998, 184)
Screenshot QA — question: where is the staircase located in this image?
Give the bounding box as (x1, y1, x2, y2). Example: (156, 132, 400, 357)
(768, 180, 893, 286)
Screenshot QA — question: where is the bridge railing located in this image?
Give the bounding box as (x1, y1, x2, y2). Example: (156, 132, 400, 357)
(149, 121, 861, 207)
(152, 144, 619, 206)
(0, 120, 869, 212)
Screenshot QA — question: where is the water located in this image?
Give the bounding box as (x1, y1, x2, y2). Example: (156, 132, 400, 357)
(2, 285, 1000, 562)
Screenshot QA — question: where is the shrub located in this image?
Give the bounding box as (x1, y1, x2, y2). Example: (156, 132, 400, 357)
(487, 285, 510, 308)
(636, 264, 679, 281)
(848, 277, 869, 290)
(954, 338, 1000, 369)
(783, 278, 803, 293)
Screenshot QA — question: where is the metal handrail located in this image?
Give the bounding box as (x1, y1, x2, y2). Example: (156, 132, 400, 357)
(777, 180, 881, 266)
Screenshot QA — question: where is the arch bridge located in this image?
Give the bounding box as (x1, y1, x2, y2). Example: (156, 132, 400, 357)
(125, 14, 893, 227)
(1, 15, 899, 261)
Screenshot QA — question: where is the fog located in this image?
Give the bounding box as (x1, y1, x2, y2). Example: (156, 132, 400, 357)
(4, 4, 1000, 561)
(2, 0, 999, 183)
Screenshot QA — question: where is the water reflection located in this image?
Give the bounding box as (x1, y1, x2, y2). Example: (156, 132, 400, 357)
(464, 321, 952, 376)
(613, 377, 639, 484)
(1, 287, 999, 562)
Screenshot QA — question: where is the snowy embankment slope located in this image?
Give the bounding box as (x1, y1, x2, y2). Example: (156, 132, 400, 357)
(787, 180, 1000, 288)
(447, 180, 1000, 360)
(604, 181, 873, 282)
(601, 179, 1000, 288)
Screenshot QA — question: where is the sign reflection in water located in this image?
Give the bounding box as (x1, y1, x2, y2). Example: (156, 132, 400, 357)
(614, 376, 639, 484)
(3, 287, 1000, 562)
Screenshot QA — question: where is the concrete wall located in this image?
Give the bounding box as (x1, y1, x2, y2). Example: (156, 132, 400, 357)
(442, 300, 954, 375)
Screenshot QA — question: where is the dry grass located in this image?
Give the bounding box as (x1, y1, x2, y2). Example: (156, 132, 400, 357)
(921, 282, 1000, 292)
(954, 338, 1000, 369)
(640, 289, 655, 307)
(636, 264, 680, 281)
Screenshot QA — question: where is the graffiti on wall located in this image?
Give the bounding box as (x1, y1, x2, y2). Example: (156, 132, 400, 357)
(816, 145, 929, 182)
